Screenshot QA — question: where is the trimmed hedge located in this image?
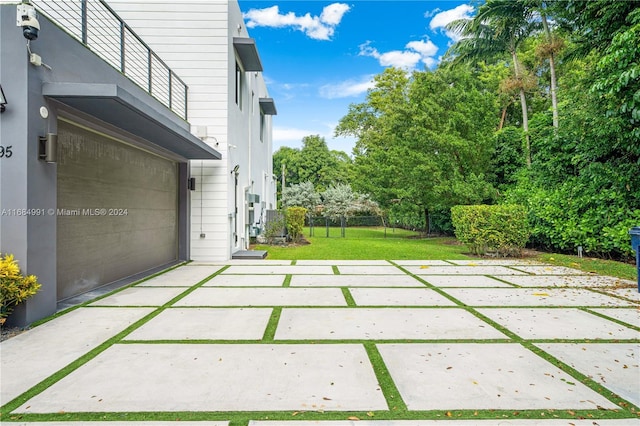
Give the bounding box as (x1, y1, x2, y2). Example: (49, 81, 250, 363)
(451, 204, 531, 256)
(286, 206, 307, 242)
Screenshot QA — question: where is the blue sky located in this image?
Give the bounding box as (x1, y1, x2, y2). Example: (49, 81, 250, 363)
(238, 1, 475, 154)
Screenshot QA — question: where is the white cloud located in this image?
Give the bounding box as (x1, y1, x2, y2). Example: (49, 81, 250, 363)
(273, 126, 318, 143)
(320, 3, 350, 26)
(406, 40, 438, 58)
(359, 39, 439, 70)
(319, 75, 375, 99)
(429, 4, 475, 41)
(424, 8, 441, 19)
(273, 82, 310, 101)
(378, 50, 422, 69)
(278, 82, 310, 92)
(244, 3, 350, 41)
(273, 126, 356, 153)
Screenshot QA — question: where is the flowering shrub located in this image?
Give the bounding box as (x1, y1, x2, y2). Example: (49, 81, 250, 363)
(1, 254, 41, 323)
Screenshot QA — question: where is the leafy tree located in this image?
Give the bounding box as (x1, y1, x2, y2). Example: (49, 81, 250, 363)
(476, 61, 516, 130)
(282, 181, 321, 211)
(336, 65, 498, 233)
(490, 126, 525, 192)
(536, 2, 562, 129)
(282, 181, 321, 232)
(446, 0, 539, 166)
(320, 184, 357, 222)
(555, 0, 640, 58)
(503, 24, 640, 258)
(331, 1, 639, 259)
(273, 136, 352, 198)
(319, 184, 380, 236)
(591, 9, 640, 142)
(273, 146, 301, 200)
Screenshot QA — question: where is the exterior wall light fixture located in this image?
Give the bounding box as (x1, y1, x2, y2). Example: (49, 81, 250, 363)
(38, 133, 57, 163)
(0, 85, 7, 113)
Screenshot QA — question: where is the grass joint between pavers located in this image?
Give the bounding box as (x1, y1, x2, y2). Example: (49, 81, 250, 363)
(341, 287, 357, 307)
(363, 342, 408, 413)
(283, 274, 292, 287)
(262, 307, 282, 341)
(523, 341, 640, 415)
(0, 264, 230, 415)
(2, 254, 639, 422)
(580, 307, 640, 331)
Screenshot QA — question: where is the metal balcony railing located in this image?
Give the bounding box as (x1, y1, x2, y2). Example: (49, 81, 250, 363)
(31, 0, 188, 120)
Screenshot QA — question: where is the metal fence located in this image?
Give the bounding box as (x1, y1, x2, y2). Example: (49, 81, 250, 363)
(32, 0, 188, 120)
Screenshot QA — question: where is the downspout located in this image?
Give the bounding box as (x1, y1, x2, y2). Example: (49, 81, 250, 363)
(243, 184, 251, 249)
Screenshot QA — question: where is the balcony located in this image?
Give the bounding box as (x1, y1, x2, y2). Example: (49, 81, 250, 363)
(31, 0, 188, 120)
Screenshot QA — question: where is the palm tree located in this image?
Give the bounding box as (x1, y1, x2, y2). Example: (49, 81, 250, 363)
(446, 0, 539, 166)
(541, 13, 558, 129)
(531, 0, 563, 130)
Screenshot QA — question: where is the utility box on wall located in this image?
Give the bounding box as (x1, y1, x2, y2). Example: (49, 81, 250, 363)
(630, 227, 640, 292)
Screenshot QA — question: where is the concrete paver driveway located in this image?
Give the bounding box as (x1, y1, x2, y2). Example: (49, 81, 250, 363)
(1, 260, 638, 425)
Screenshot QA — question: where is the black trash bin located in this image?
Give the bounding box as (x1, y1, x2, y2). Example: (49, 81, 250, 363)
(630, 227, 640, 292)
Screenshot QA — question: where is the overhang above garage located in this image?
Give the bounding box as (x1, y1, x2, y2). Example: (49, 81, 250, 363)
(42, 83, 221, 160)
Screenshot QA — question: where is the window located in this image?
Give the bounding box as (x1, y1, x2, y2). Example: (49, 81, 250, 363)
(260, 111, 265, 142)
(235, 62, 243, 109)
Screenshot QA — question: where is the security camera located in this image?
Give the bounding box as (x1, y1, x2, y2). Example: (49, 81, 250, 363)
(16, 3, 40, 41)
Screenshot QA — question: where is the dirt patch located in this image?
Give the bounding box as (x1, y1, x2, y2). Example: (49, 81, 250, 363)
(251, 236, 311, 248)
(520, 248, 544, 258)
(405, 233, 453, 240)
(441, 239, 463, 245)
(1, 325, 29, 342)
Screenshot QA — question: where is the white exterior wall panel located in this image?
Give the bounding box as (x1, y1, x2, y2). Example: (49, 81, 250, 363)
(108, 0, 274, 260)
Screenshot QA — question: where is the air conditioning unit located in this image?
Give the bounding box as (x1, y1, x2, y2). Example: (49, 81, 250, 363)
(247, 193, 260, 203)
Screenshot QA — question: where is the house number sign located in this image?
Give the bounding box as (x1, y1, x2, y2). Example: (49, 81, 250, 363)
(0, 145, 13, 158)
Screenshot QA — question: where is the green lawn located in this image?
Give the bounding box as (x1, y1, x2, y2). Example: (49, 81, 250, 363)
(253, 226, 639, 281)
(254, 226, 472, 260)
(534, 252, 638, 282)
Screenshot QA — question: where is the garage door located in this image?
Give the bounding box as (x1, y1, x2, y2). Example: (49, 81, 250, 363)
(57, 120, 178, 301)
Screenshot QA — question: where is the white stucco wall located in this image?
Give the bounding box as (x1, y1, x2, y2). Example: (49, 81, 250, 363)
(106, 0, 275, 260)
